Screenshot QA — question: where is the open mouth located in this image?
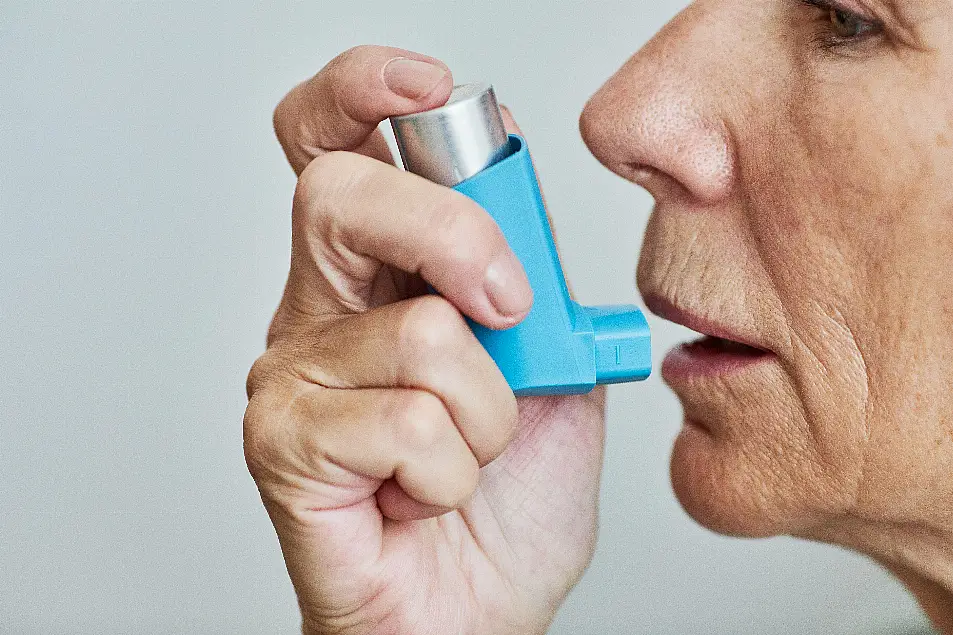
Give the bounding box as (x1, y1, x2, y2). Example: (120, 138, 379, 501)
(663, 335, 773, 381)
(684, 335, 768, 357)
(642, 294, 774, 381)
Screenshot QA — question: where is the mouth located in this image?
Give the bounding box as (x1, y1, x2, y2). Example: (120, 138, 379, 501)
(642, 294, 774, 381)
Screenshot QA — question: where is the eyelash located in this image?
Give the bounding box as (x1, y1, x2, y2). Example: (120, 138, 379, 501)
(799, 0, 884, 52)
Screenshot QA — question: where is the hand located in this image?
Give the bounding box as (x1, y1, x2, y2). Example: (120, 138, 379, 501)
(244, 45, 608, 635)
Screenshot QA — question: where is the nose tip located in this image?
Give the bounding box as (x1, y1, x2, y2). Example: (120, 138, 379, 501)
(580, 61, 735, 205)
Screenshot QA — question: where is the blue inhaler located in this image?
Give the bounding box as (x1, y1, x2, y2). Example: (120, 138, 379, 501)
(391, 83, 651, 396)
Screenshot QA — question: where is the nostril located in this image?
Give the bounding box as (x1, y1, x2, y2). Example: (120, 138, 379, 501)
(625, 163, 666, 184)
(621, 162, 694, 203)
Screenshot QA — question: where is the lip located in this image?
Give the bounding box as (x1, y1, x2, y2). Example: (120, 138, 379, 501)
(642, 293, 775, 381)
(662, 338, 772, 382)
(643, 294, 765, 351)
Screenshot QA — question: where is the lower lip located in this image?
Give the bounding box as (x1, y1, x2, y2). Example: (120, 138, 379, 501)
(661, 337, 774, 382)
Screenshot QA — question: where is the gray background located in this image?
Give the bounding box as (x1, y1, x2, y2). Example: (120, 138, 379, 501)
(0, 1, 932, 633)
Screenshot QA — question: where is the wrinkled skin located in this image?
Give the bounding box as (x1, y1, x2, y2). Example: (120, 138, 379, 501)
(582, 0, 953, 628)
(246, 0, 953, 632)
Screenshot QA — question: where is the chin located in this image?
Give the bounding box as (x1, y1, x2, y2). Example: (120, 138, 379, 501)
(669, 421, 782, 538)
(667, 412, 832, 540)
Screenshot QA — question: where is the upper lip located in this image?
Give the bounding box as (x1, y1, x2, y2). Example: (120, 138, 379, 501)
(642, 293, 769, 353)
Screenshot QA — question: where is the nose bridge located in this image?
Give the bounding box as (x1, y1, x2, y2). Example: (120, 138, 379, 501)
(581, 2, 736, 203)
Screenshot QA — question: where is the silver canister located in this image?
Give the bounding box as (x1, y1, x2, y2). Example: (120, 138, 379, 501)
(390, 82, 511, 188)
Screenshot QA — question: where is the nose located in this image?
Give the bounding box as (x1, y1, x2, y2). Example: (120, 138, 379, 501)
(580, 5, 736, 205)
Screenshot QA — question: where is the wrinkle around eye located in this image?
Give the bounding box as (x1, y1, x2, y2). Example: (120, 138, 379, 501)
(864, 0, 936, 51)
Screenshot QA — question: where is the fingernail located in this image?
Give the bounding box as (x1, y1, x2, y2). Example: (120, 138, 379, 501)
(484, 251, 533, 319)
(383, 58, 449, 100)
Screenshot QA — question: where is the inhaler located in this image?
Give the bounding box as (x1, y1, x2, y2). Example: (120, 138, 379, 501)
(390, 83, 651, 396)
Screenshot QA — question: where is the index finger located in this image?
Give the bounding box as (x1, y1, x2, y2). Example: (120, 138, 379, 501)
(274, 45, 453, 174)
(286, 151, 534, 330)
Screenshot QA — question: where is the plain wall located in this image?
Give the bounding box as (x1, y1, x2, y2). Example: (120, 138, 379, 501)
(0, 1, 932, 633)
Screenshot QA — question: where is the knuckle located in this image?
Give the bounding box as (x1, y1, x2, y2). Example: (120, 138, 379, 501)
(242, 387, 287, 481)
(243, 353, 305, 481)
(443, 455, 480, 508)
(425, 192, 503, 270)
(320, 52, 349, 92)
(322, 45, 375, 92)
(272, 80, 317, 155)
(273, 45, 385, 161)
(387, 389, 480, 509)
(245, 353, 282, 399)
(338, 44, 376, 63)
(272, 78, 308, 148)
(293, 152, 364, 234)
(295, 151, 348, 205)
(389, 390, 449, 452)
(272, 94, 293, 146)
(398, 296, 468, 357)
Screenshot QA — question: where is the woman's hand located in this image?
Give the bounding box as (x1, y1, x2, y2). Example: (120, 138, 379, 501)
(244, 45, 608, 635)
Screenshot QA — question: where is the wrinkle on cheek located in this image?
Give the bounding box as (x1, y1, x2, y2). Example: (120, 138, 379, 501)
(793, 298, 872, 461)
(749, 217, 871, 484)
(733, 134, 874, 498)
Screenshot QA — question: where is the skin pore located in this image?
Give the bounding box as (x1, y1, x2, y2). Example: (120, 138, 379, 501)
(580, 0, 953, 627)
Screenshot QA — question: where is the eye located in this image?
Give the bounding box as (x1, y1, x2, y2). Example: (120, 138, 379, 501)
(826, 6, 878, 38)
(799, 0, 884, 49)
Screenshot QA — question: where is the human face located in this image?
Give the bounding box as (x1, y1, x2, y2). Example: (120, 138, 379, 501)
(580, 0, 953, 539)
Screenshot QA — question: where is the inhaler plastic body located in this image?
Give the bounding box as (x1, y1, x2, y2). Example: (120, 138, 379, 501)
(391, 83, 651, 396)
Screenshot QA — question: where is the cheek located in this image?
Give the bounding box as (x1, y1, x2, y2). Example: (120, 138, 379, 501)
(743, 76, 913, 446)
(670, 69, 912, 535)
(735, 60, 953, 523)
